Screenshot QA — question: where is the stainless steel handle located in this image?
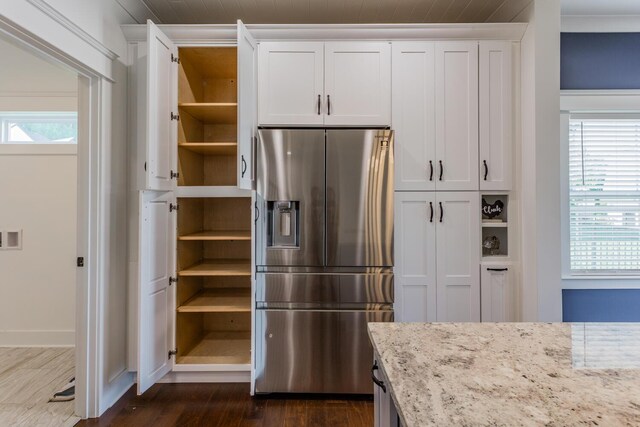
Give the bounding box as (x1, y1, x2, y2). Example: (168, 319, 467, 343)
(241, 155, 247, 178)
(327, 94, 331, 115)
(439, 160, 443, 181)
(483, 160, 488, 181)
(317, 94, 321, 115)
(371, 361, 386, 393)
(429, 201, 433, 223)
(429, 160, 433, 181)
(439, 201, 443, 223)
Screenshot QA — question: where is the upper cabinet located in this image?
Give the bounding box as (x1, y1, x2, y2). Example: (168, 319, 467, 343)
(258, 42, 391, 126)
(479, 41, 513, 191)
(435, 42, 479, 191)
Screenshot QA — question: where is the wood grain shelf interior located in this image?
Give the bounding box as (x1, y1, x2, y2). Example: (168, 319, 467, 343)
(178, 142, 237, 155)
(178, 230, 251, 241)
(176, 331, 251, 365)
(179, 103, 237, 123)
(179, 259, 251, 277)
(177, 288, 251, 313)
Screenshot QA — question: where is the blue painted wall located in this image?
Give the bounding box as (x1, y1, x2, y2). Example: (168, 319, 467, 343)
(561, 32, 640, 89)
(563, 290, 640, 322)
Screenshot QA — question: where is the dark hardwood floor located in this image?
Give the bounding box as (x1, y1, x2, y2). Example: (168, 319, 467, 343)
(76, 383, 374, 426)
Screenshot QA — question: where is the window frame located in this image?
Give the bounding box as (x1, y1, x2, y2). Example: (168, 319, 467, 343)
(0, 111, 78, 145)
(561, 90, 640, 281)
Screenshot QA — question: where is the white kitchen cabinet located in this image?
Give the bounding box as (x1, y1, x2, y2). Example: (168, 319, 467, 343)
(481, 264, 516, 322)
(257, 42, 324, 125)
(373, 354, 399, 427)
(435, 42, 479, 191)
(479, 41, 513, 191)
(324, 42, 391, 126)
(258, 41, 391, 126)
(394, 192, 480, 322)
(392, 43, 436, 191)
(394, 192, 437, 322)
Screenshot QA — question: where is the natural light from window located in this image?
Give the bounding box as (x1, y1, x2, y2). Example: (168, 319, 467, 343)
(0, 112, 77, 144)
(569, 117, 640, 273)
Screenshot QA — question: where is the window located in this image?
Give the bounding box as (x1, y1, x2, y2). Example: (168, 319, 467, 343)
(569, 115, 640, 273)
(0, 112, 77, 144)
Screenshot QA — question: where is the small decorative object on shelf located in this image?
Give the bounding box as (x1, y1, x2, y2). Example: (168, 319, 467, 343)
(482, 198, 504, 221)
(483, 235, 501, 256)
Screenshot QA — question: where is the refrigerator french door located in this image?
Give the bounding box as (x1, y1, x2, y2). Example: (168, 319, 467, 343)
(255, 129, 394, 394)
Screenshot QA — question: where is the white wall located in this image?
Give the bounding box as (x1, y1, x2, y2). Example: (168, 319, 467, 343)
(0, 0, 135, 417)
(519, 0, 562, 321)
(0, 36, 78, 346)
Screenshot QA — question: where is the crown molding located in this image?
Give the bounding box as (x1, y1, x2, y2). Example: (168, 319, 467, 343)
(121, 23, 528, 43)
(27, 0, 119, 60)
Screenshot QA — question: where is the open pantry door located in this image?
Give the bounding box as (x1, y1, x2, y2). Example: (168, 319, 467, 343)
(137, 191, 176, 394)
(237, 20, 257, 190)
(144, 20, 178, 191)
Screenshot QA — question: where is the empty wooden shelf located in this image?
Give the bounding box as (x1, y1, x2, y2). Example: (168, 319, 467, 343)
(177, 288, 251, 313)
(178, 230, 251, 241)
(179, 259, 251, 277)
(178, 142, 237, 155)
(179, 103, 237, 123)
(176, 331, 251, 365)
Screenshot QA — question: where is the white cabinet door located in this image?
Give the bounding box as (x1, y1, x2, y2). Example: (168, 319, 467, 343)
(144, 21, 177, 191)
(237, 20, 257, 189)
(137, 191, 175, 394)
(481, 265, 516, 322)
(435, 42, 478, 191)
(436, 192, 480, 322)
(392, 43, 436, 191)
(395, 192, 437, 322)
(324, 42, 391, 126)
(258, 42, 324, 125)
(479, 41, 512, 191)
(373, 355, 399, 427)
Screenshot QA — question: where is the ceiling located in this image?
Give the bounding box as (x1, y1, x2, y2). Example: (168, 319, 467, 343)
(116, 0, 534, 25)
(562, 0, 640, 16)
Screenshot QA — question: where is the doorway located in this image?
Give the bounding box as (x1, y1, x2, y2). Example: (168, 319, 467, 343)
(0, 31, 81, 426)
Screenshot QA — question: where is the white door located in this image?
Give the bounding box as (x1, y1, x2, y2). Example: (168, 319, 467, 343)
(237, 20, 257, 189)
(144, 21, 178, 191)
(435, 192, 480, 322)
(324, 42, 391, 126)
(395, 192, 437, 322)
(258, 42, 324, 125)
(481, 265, 516, 322)
(392, 42, 436, 191)
(137, 191, 175, 394)
(435, 42, 478, 191)
(479, 41, 513, 191)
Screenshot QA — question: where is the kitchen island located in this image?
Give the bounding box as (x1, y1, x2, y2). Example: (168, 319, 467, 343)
(368, 323, 640, 427)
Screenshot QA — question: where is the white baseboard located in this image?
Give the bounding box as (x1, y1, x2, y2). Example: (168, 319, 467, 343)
(0, 330, 75, 346)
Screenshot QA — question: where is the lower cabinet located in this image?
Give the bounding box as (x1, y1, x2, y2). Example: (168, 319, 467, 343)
(480, 264, 517, 322)
(373, 353, 399, 427)
(395, 192, 480, 322)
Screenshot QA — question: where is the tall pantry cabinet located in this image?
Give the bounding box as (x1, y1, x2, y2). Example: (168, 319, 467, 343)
(393, 40, 517, 323)
(133, 21, 258, 394)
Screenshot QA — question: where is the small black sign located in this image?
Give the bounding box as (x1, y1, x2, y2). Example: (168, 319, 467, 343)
(482, 198, 504, 219)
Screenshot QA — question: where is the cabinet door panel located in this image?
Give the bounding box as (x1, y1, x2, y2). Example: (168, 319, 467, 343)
(137, 191, 175, 394)
(324, 42, 391, 126)
(480, 41, 512, 191)
(481, 265, 516, 322)
(145, 21, 177, 191)
(435, 42, 478, 191)
(394, 192, 437, 322)
(237, 20, 257, 189)
(258, 42, 324, 125)
(392, 43, 436, 191)
(436, 192, 480, 322)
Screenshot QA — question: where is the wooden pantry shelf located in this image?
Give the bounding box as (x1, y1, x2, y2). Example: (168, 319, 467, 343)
(179, 103, 237, 123)
(179, 259, 251, 277)
(178, 230, 251, 241)
(178, 142, 237, 155)
(176, 331, 251, 365)
(177, 288, 250, 313)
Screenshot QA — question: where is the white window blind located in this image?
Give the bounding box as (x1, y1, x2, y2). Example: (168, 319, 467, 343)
(569, 117, 640, 272)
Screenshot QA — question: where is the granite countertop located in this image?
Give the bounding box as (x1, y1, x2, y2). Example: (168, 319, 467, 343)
(368, 323, 640, 427)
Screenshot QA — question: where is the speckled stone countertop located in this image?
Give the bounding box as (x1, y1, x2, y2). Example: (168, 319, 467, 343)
(368, 323, 640, 427)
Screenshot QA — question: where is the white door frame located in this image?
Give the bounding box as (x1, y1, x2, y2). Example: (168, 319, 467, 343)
(0, 19, 105, 419)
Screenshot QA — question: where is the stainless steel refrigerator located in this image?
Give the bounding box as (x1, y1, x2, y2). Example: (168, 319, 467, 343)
(254, 128, 394, 394)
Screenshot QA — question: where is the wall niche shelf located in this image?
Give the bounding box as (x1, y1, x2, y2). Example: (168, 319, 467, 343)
(481, 194, 509, 258)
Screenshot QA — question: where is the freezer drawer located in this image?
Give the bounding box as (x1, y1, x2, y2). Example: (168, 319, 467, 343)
(256, 272, 394, 304)
(255, 309, 393, 394)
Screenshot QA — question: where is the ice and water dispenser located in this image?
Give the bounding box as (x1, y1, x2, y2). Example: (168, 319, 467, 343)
(267, 201, 300, 248)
